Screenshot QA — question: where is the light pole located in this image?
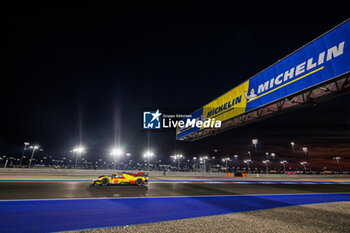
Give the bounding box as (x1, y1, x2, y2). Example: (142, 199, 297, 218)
(333, 156, 341, 171)
(222, 157, 230, 172)
(203, 156, 208, 172)
(172, 154, 183, 171)
(234, 154, 238, 171)
(20, 142, 30, 167)
(252, 139, 258, 159)
(73, 146, 85, 168)
(177, 155, 183, 171)
(291, 142, 295, 153)
(209, 156, 215, 173)
(193, 157, 197, 171)
(29, 145, 40, 167)
(144, 151, 154, 171)
(302, 147, 308, 162)
(270, 153, 276, 160)
(2, 155, 8, 168)
(263, 160, 270, 173)
(300, 161, 307, 171)
(244, 159, 252, 173)
(110, 148, 123, 170)
(280, 160, 287, 174)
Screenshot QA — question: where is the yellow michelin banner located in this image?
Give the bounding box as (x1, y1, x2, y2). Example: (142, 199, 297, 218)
(201, 80, 249, 128)
(175, 80, 249, 139)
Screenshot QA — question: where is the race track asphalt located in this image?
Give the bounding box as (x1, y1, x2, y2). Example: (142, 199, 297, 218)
(0, 182, 349, 199)
(1, 180, 349, 232)
(1, 193, 350, 233)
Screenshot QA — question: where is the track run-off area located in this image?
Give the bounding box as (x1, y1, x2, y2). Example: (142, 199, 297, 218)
(0, 177, 349, 232)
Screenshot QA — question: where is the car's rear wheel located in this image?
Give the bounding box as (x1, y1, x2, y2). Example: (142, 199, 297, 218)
(135, 178, 143, 186)
(101, 178, 109, 186)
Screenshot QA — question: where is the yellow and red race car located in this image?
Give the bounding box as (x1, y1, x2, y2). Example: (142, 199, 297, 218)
(92, 172, 148, 186)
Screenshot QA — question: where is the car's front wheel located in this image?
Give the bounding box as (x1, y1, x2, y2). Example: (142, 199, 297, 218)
(101, 178, 109, 186)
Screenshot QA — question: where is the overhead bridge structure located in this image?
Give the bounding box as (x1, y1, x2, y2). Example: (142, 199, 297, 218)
(176, 19, 350, 141)
(179, 72, 350, 141)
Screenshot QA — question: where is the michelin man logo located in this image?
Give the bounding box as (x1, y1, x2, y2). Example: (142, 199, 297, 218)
(143, 109, 162, 129)
(244, 88, 257, 100)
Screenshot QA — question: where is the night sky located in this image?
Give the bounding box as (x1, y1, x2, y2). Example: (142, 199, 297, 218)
(1, 5, 349, 170)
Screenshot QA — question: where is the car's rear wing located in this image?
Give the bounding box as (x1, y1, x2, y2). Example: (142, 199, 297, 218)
(124, 172, 149, 177)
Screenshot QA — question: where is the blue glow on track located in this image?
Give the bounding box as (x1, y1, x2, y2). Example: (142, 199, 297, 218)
(0, 193, 349, 232)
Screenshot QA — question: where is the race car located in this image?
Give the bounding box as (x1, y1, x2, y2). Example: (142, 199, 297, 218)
(92, 172, 148, 186)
